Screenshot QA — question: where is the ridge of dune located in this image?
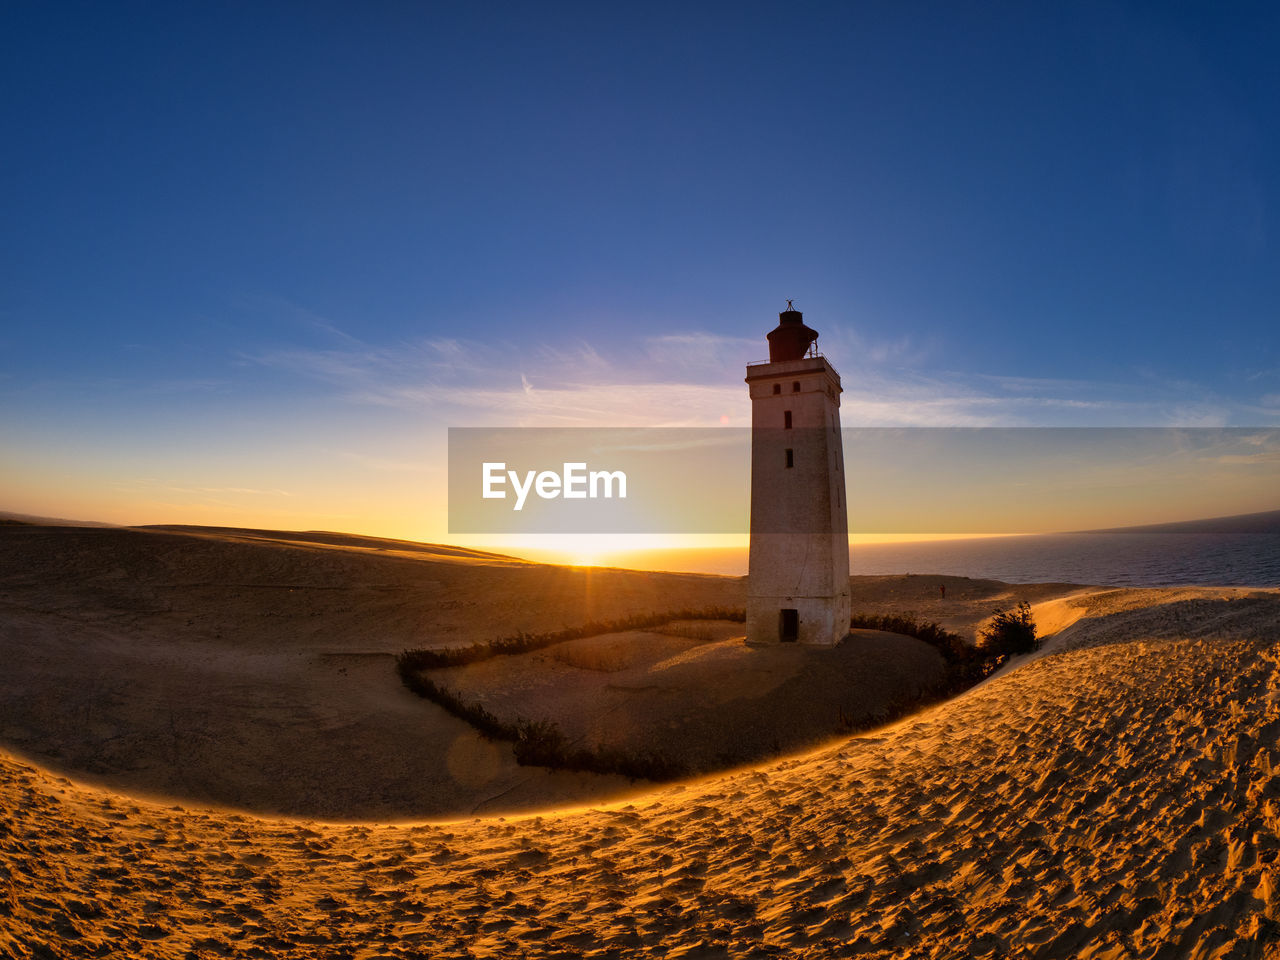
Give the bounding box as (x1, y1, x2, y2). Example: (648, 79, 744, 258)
(4, 587, 1280, 958)
(134, 525, 534, 565)
(0, 523, 1074, 820)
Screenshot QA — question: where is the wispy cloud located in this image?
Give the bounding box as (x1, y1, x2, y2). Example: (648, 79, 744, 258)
(1206, 451, 1280, 464)
(136, 378, 231, 395)
(642, 332, 759, 373)
(239, 324, 1279, 429)
(1193, 428, 1280, 464)
(332, 450, 438, 474)
(819, 322, 937, 369)
(245, 335, 744, 426)
(120, 480, 295, 497)
(235, 294, 366, 347)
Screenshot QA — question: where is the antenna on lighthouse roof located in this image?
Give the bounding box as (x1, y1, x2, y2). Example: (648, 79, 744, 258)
(785, 299, 794, 310)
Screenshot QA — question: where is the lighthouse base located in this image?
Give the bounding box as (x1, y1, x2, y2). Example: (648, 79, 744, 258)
(745, 593, 851, 647)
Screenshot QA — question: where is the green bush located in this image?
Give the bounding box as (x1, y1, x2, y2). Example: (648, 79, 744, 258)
(977, 601, 1038, 656)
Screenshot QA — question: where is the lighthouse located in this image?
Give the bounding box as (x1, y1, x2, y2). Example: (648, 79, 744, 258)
(744, 303, 851, 645)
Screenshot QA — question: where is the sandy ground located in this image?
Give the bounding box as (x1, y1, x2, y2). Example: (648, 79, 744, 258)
(0, 524, 746, 818)
(3, 584, 1279, 958)
(0, 525, 1062, 820)
(8, 522, 1279, 957)
(845, 573, 1090, 640)
(434, 625, 948, 774)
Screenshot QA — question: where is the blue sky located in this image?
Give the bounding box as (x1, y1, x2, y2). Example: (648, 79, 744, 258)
(2, 1, 1278, 538)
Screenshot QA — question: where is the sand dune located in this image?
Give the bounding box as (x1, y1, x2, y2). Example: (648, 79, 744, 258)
(5, 523, 1279, 957)
(3, 585, 1279, 957)
(0, 524, 1063, 819)
(0, 523, 745, 818)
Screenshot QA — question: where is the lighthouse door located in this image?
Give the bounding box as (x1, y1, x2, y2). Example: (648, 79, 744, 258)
(779, 608, 799, 643)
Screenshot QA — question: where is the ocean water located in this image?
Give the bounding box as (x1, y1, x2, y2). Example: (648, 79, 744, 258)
(849, 532, 1280, 588)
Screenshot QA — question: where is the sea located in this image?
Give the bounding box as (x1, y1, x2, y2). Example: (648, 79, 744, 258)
(849, 532, 1280, 588)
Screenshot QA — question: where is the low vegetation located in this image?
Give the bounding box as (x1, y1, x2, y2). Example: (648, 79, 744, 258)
(394, 657, 688, 781)
(976, 601, 1039, 657)
(398, 607, 744, 671)
(396, 605, 1035, 783)
(848, 612, 1012, 690)
(848, 613, 969, 661)
(653, 619, 737, 642)
(396, 609, 745, 781)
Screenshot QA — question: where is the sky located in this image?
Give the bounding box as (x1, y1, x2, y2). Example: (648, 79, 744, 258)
(1, 1, 1278, 560)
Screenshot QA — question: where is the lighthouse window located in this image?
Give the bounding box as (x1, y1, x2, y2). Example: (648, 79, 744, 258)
(772, 383, 781, 395)
(785, 448, 794, 468)
(792, 381, 801, 392)
(784, 410, 792, 429)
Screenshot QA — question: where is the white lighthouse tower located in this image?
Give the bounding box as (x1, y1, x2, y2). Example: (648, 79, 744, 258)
(744, 303, 851, 645)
